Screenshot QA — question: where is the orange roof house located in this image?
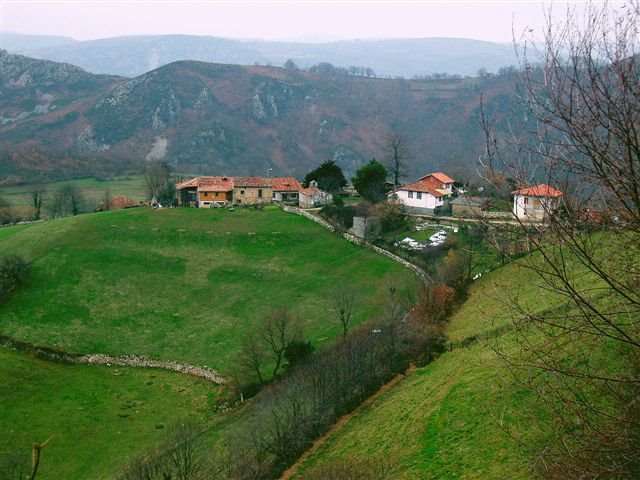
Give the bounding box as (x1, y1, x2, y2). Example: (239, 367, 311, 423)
(176, 176, 303, 207)
(388, 172, 455, 214)
(512, 184, 564, 220)
(512, 184, 564, 198)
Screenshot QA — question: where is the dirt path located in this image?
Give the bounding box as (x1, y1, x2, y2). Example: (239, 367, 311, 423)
(280, 363, 417, 480)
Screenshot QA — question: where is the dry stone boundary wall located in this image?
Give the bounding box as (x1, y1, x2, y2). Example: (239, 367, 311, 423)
(282, 205, 431, 285)
(0, 335, 225, 384)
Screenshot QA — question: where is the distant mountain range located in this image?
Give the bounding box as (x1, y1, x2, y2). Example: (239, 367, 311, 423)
(0, 49, 524, 184)
(1, 32, 517, 78)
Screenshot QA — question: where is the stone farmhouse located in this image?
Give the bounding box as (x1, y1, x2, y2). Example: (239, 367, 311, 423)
(512, 184, 564, 221)
(176, 176, 305, 207)
(388, 172, 455, 214)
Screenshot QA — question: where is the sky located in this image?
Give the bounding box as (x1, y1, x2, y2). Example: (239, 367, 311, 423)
(0, 1, 616, 44)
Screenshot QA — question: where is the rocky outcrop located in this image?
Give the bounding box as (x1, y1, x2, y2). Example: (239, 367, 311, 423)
(76, 125, 110, 152)
(251, 94, 266, 120)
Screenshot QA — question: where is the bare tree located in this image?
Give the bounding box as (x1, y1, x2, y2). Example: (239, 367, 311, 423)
(103, 188, 112, 211)
(480, 1, 640, 476)
(384, 132, 411, 189)
(118, 421, 209, 480)
(262, 309, 295, 378)
(163, 421, 208, 480)
(331, 286, 358, 338)
(49, 185, 84, 218)
(239, 333, 266, 385)
(31, 188, 43, 220)
(144, 161, 175, 205)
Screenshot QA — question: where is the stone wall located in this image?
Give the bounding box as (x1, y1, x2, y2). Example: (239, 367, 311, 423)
(481, 211, 512, 219)
(282, 205, 431, 285)
(0, 335, 225, 384)
(233, 186, 273, 205)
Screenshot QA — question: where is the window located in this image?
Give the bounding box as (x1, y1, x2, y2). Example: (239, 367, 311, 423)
(523, 197, 529, 205)
(258, 189, 263, 198)
(408, 191, 414, 198)
(417, 192, 422, 200)
(203, 192, 208, 197)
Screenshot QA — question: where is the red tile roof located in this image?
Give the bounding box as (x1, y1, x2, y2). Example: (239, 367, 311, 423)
(232, 177, 273, 187)
(176, 176, 233, 191)
(418, 172, 455, 184)
(394, 180, 446, 197)
(300, 187, 320, 196)
(512, 184, 564, 197)
(198, 177, 234, 192)
(176, 176, 303, 191)
(271, 177, 303, 192)
(175, 177, 200, 189)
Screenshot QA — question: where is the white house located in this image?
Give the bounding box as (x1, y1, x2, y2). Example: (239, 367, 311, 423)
(512, 184, 563, 221)
(417, 172, 455, 195)
(299, 181, 333, 208)
(388, 172, 454, 214)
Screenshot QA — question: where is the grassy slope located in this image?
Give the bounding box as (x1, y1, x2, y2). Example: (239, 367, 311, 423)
(293, 260, 558, 479)
(0, 206, 416, 479)
(0, 207, 415, 372)
(0, 347, 219, 480)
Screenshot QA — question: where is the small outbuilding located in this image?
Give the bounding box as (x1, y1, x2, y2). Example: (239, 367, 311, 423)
(299, 180, 333, 208)
(450, 196, 490, 217)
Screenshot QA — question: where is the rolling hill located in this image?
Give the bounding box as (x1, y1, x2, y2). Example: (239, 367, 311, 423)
(3, 33, 518, 78)
(289, 244, 637, 479)
(0, 205, 417, 478)
(0, 207, 416, 372)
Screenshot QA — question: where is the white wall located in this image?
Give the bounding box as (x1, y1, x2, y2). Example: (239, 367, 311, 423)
(390, 189, 443, 209)
(513, 194, 557, 220)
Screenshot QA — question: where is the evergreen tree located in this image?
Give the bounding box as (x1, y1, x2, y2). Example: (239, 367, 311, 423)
(352, 159, 388, 202)
(303, 160, 347, 193)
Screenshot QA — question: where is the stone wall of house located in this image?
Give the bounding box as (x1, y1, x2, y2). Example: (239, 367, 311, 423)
(233, 186, 273, 205)
(350, 216, 381, 240)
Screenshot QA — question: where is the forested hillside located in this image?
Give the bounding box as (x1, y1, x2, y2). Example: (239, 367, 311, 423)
(0, 50, 522, 183)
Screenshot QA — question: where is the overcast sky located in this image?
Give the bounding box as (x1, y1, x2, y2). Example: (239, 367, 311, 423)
(1, 1, 616, 44)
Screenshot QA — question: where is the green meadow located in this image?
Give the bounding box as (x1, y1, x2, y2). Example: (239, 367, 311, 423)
(292, 260, 550, 479)
(0, 176, 147, 209)
(0, 206, 417, 478)
(0, 207, 416, 373)
(0, 347, 219, 480)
